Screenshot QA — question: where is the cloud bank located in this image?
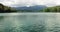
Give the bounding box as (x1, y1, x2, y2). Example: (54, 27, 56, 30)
(0, 0, 60, 7)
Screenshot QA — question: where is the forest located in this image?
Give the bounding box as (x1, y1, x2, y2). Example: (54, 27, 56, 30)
(41, 6, 60, 12)
(0, 3, 17, 13)
(0, 3, 60, 12)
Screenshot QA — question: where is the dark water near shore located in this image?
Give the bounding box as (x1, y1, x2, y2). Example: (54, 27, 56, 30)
(0, 13, 60, 32)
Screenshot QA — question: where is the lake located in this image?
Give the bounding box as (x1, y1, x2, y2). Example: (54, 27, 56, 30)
(0, 13, 60, 32)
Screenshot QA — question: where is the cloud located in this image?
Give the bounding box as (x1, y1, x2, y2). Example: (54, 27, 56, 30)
(0, 0, 60, 7)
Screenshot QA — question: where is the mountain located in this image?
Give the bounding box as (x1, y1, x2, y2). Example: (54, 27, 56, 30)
(41, 6, 60, 12)
(0, 3, 17, 13)
(14, 5, 47, 12)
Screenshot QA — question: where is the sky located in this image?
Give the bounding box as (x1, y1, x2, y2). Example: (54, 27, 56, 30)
(0, 0, 60, 7)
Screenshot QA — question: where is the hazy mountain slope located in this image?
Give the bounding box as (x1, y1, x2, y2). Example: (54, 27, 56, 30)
(14, 5, 47, 12)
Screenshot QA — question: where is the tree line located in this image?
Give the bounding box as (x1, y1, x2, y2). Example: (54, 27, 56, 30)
(0, 3, 17, 13)
(41, 6, 60, 12)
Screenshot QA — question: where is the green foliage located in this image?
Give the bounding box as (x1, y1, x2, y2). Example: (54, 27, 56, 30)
(0, 3, 17, 13)
(41, 6, 60, 12)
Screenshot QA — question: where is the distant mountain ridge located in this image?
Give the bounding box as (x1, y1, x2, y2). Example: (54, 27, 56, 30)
(14, 5, 47, 12)
(0, 3, 60, 12)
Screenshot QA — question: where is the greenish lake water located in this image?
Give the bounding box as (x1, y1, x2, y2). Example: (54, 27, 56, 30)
(0, 13, 60, 32)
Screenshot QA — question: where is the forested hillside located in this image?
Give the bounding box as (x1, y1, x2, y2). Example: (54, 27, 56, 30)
(1, 3, 60, 12)
(0, 3, 17, 13)
(41, 6, 60, 12)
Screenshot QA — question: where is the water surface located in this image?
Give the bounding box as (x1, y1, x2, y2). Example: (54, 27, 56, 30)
(0, 13, 60, 32)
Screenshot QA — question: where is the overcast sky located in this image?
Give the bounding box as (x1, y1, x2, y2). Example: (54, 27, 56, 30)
(0, 0, 60, 7)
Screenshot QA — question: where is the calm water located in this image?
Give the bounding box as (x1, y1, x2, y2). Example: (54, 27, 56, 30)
(0, 13, 60, 32)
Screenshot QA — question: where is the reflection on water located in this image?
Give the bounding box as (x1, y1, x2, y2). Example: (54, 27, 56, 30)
(0, 13, 60, 32)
